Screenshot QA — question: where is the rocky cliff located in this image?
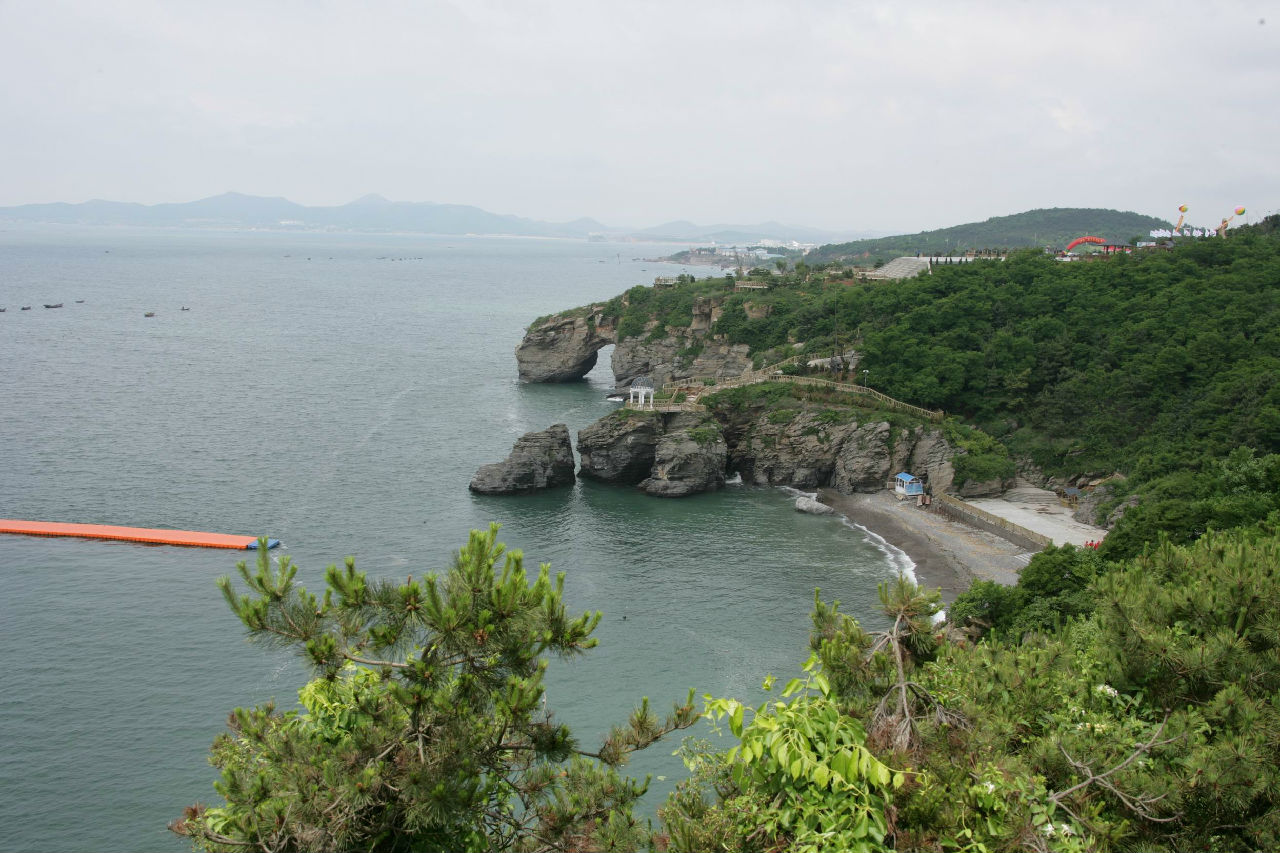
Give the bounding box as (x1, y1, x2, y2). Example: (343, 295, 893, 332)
(729, 410, 955, 494)
(469, 424, 577, 495)
(576, 405, 956, 499)
(577, 410, 662, 484)
(515, 296, 750, 389)
(639, 414, 727, 498)
(515, 311, 616, 383)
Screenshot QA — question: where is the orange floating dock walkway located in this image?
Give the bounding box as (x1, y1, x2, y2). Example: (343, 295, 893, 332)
(0, 520, 279, 550)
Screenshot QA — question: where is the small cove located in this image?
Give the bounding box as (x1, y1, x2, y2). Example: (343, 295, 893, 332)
(0, 227, 903, 850)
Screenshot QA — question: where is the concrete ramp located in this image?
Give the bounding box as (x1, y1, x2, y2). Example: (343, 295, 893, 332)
(864, 257, 931, 280)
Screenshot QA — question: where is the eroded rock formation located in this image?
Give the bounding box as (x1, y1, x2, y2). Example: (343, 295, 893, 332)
(574, 404, 957, 500)
(515, 313, 615, 383)
(577, 410, 662, 484)
(639, 415, 727, 498)
(515, 296, 749, 389)
(469, 424, 576, 495)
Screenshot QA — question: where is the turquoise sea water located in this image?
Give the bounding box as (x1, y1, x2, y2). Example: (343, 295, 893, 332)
(0, 227, 905, 851)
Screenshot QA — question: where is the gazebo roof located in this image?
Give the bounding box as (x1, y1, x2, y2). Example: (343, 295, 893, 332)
(631, 375, 654, 389)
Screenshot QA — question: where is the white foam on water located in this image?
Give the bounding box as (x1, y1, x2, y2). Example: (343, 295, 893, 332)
(839, 516, 918, 585)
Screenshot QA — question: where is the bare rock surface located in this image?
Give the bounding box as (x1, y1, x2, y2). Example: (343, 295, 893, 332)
(515, 314, 614, 383)
(469, 424, 576, 495)
(795, 495, 835, 515)
(640, 424, 727, 498)
(577, 411, 662, 484)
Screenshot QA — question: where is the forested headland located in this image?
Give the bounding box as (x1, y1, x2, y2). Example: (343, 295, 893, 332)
(806, 207, 1172, 265)
(178, 217, 1280, 852)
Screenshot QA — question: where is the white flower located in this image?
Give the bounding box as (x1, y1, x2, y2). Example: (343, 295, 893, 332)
(1041, 822, 1056, 837)
(984, 781, 996, 794)
(1095, 684, 1119, 698)
(1059, 823, 1074, 836)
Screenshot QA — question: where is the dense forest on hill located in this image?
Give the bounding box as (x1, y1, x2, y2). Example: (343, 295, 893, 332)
(596, 217, 1280, 555)
(806, 207, 1172, 264)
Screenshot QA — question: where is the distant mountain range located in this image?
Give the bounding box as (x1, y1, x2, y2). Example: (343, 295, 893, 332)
(806, 208, 1174, 263)
(0, 192, 866, 245)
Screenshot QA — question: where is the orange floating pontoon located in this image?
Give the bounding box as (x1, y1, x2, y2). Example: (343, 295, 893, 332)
(0, 520, 278, 550)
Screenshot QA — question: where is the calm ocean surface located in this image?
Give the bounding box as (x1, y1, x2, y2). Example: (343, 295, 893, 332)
(0, 226, 906, 851)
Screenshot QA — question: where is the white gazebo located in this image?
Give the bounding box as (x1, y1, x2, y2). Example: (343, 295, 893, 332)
(628, 375, 655, 409)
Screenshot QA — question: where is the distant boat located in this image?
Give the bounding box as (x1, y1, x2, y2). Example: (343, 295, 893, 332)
(75, 299, 84, 304)
(144, 312, 156, 318)
(0, 307, 6, 312)
(21, 306, 31, 311)
(180, 306, 190, 311)
(44, 303, 63, 309)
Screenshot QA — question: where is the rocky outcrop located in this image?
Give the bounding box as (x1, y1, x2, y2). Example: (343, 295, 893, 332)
(831, 422, 897, 492)
(516, 296, 750, 389)
(640, 415, 727, 498)
(577, 410, 662, 484)
(571, 402, 959, 500)
(734, 412, 856, 489)
(721, 408, 957, 495)
(469, 424, 576, 495)
(1104, 493, 1141, 529)
(795, 496, 835, 515)
(957, 478, 1009, 498)
(612, 335, 753, 389)
(516, 313, 615, 383)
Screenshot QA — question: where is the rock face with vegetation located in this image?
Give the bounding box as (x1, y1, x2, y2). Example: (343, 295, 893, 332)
(612, 334, 752, 389)
(468, 424, 576, 494)
(516, 282, 752, 388)
(575, 390, 960, 500)
(576, 410, 662, 484)
(515, 312, 614, 382)
(639, 415, 728, 498)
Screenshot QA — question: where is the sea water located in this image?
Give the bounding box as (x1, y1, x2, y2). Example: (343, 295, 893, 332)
(0, 226, 904, 851)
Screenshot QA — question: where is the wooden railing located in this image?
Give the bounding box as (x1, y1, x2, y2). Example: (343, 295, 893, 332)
(934, 493, 1052, 549)
(771, 375, 943, 422)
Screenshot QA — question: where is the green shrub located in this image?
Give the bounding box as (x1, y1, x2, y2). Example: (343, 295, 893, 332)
(688, 425, 721, 446)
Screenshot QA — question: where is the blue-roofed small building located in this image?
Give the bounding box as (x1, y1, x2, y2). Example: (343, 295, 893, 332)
(894, 472, 924, 498)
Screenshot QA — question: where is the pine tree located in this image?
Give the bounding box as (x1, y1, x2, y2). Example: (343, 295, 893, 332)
(172, 524, 697, 852)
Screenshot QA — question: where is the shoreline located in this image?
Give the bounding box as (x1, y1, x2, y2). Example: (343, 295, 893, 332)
(817, 488, 1030, 602)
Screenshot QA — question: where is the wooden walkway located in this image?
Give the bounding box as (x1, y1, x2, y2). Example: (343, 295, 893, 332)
(622, 355, 943, 421)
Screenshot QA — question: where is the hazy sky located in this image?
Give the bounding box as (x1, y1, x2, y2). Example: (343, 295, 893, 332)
(2, 0, 1276, 232)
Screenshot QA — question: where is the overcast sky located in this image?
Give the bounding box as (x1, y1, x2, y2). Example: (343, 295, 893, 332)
(1, 0, 1275, 233)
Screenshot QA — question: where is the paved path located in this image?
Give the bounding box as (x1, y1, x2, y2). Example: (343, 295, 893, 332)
(965, 484, 1107, 547)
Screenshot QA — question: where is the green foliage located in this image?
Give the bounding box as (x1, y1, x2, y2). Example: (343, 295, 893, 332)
(662, 660, 901, 853)
(943, 418, 1016, 487)
(667, 530, 1280, 852)
(675, 341, 704, 361)
(606, 277, 731, 342)
(950, 544, 1105, 637)
(815, 408, 852, 425)
(767, 408, 798, 424)
(688, 424, 722, 447)
(701, 381, 796, 413)
(175, 526, 697, 852)
(1098, 448, 1280, 559)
